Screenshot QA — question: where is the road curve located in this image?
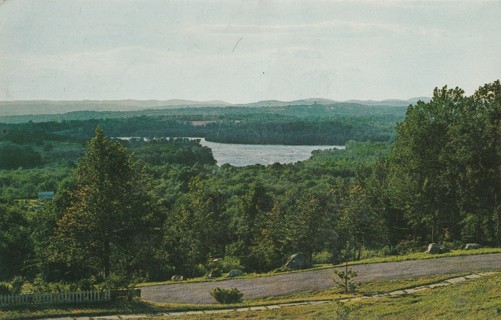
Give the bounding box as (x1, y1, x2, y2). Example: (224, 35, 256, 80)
(141, 253, 501, 304)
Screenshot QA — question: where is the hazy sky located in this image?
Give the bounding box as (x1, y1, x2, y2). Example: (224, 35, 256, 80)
(1, 0, 500, 103)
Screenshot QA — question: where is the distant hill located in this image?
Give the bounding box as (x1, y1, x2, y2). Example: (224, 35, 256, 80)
(0, 97, 429, 117)
(0, 99, 231, 116)
(235, 97, 430, 108)
(344, 97, 431, 107)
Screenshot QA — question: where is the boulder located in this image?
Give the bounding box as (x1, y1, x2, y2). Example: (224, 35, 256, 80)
(465, 243, 481, 250)
(227, 269, 244, 277)
(426, 243, 441, 254)
(283, 252, 311, 270)
(171, 275, 183, 281)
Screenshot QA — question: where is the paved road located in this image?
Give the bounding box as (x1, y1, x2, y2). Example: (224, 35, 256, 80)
(142, 253, 501, 304)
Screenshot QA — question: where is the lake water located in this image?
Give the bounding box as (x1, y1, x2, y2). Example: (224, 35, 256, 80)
(196, 138, 344, 166)
(118, 137, 344, 166)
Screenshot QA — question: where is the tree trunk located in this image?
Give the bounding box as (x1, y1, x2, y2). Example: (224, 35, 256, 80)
(432, 210, 438, 243)
(495, 194, 501, 247)
(103, 240, 111, 278)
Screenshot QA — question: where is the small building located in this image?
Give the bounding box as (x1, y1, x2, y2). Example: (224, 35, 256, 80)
(38, 191, 55, 201)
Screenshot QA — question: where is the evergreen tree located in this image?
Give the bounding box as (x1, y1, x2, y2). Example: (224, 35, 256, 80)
(49, 128, 162, 282)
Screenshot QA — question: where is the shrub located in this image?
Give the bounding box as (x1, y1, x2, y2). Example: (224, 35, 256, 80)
(0, 282, 12, 295)
(99, 273, 134, 290)
(395, 238, 422, 255)
(193, 263, 208, 277)
(219, 256, 244, 273)
(210, 287, 243, 304)
(10, 276, 24, 294)
(312, 250, 333, 264)
(333, 262, 359, 293)
(206, 268, 222, 279)
(77, 277, 96, 291)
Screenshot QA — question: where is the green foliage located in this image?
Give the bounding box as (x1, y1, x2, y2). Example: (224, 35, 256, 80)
(0, 143, 42, 169)
(0, 204, 32, 280)
(312, 250, 333, 264)
(99, 273, 135, 290)
(210, 287, 243, 304)
(335, 302, 355, 320)
(394, 239, 422, 255)
(219, 256, 244, 273)
(0, 283, 11, 295)
(127, 138, 216, 166)
(388, 80, 501, 246)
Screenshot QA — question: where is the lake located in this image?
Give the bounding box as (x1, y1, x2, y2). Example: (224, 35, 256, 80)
(118, 137, 344, 166)
(196, 138, 344, 166)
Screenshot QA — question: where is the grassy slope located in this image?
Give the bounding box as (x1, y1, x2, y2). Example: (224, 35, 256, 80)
(173, 272, 501, 319)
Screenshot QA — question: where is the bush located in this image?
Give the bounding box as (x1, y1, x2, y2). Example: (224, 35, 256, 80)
(31, 275, 72, 293)
(312, 250, 333, 264)
(359, 246, 397, 260)
(99, 273, 134, 290)
(210, 287, 243, 304)
(10, 276, 24, 294)
(77, 277, 96, 291)
(0, 282, 12, 295)
(219, 256, 244, 273)
(395, 239, 422, 255)
(206, 268, 222, 279)
(193, 264, 208, 277)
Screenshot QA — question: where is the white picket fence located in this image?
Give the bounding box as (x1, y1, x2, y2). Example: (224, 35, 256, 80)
(0, 290, 111, 307)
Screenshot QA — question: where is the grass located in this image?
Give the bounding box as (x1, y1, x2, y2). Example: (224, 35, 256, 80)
(340, 247, 501, 267)
(249, 273, 471, 303)
(0, 301, 162, 320)
(154, 272, 501, 319)
(137, 248, 501, 288)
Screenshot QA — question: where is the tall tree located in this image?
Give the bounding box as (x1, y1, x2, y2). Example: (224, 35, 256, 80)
(453, 81, 501, 245)
(50, 128, 162, 281)
(162, 177, 228, 277)
(388, 86, 464, 242)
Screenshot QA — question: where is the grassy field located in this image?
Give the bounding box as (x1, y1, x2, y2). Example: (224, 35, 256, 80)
(159, 272, 501, 319)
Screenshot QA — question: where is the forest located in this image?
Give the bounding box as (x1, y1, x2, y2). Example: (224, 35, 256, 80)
(0, 80, 499, 292)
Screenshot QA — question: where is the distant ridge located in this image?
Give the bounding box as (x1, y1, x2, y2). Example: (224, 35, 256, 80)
(234, 97, 430, 108)
(0, 99, 231, 116)
(0, 97, 429, 117)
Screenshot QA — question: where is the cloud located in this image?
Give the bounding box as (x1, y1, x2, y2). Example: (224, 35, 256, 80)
(189, 20, 444, 38)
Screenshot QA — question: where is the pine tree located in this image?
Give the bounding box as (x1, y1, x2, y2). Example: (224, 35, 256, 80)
(50, 128, 162, 282)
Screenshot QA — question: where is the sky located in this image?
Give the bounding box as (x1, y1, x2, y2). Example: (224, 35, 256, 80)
(0, 0, 500, 103)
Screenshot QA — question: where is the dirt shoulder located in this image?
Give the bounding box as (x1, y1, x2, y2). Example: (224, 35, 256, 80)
(141, 253, 501, 304)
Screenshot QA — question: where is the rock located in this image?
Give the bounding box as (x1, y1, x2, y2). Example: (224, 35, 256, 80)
(283, 252, 311, 270)
(227, 269, 244, 277)
(426, 243, 441, 254)
(171, 275, 183, 281)
(465, 243, 481, 250)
